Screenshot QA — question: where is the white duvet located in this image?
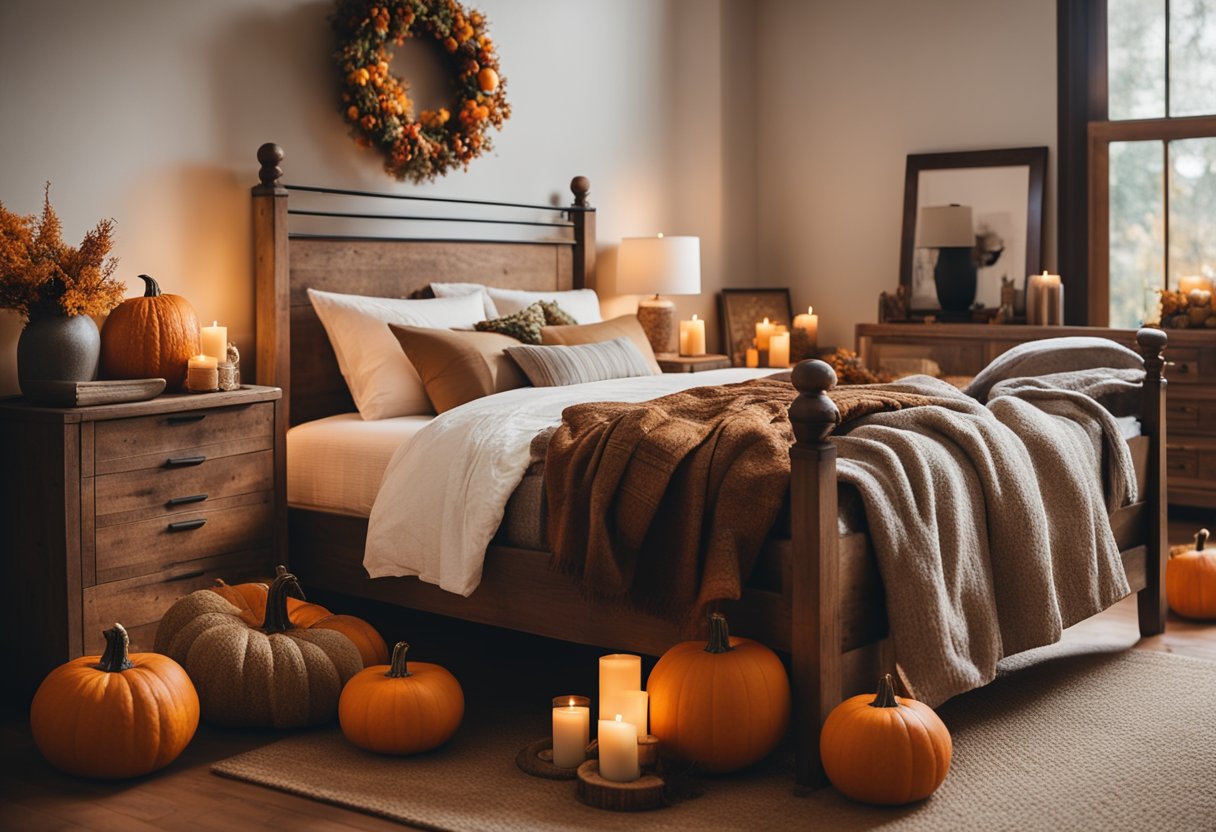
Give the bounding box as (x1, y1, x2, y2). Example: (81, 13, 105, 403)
(364, 368, 775, 595)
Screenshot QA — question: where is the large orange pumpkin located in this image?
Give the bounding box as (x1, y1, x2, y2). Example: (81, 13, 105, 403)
(646, 613, 790, 773)
(209, 571, 389, 667)
(30, 623, 199, 779)
(339, 641, 464, 755)
(100, 273, 200, 391)
(1166, 528, 1216, 619)
(820, 674, 952, 805)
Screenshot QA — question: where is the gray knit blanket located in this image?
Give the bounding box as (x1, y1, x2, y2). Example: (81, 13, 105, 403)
(833, 352, 1144, 706)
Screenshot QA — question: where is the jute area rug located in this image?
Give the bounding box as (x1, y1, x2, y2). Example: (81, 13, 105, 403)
(212, 649, 1216, 831)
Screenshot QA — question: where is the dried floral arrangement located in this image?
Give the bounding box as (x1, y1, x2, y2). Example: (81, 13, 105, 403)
(824, 348, 894, 385)
(0, 186, 124, 320)
(331, 0, 510, 183)
(1151, 288, 1215, 330)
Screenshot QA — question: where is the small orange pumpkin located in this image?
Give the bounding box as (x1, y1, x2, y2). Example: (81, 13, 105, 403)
(31, 623, 199, 779)
(646, 613, 790, 773)
(100, 273, 200, 391)
(820, 674, 952, 805)
(209, 573, 389, 666)
(1166, 528, 1216, 619)
(339, 641, 464, 755)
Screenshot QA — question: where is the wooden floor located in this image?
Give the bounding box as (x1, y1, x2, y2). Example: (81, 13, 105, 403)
(2, 515, 1212, 832)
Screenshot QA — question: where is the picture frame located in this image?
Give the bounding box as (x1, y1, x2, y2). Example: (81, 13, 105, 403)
(899, 147, 1047, 317)
(718, 288, 794, 367)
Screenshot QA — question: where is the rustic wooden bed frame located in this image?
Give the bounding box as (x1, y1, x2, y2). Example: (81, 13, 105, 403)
(251, 143, 1169, 787)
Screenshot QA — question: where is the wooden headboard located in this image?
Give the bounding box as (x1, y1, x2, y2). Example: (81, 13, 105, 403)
(251, 142, 597, 427)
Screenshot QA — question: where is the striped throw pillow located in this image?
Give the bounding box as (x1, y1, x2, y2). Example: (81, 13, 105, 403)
(504, 337, 657, 387)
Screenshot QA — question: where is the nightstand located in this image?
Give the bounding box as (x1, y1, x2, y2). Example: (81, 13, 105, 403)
(656, 353, 732, 373)
(0, 385, 284, 701)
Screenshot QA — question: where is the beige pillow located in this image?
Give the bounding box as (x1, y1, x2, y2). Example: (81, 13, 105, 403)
(540, 314, 661, 375)
(389, 325, 529, 413)
(505, 338, 655, 388)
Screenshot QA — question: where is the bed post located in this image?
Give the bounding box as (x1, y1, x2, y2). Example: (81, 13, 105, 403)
(787, 359, 842, 789)
(253, 142, 289, 564)
(1135, 327, 1168, 637)
(568, 176, 596, 292)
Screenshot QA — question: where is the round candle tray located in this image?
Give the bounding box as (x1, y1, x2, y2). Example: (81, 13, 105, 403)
(576, 760, 666, 812)
(515, 738, 581, 780)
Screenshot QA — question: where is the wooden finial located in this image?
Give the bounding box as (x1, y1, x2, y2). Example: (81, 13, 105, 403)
(254, 142, 286, 195)
(570, 175, 591, 207)
(1135, 327, 1168, 382)
(788, 359, 840, 445)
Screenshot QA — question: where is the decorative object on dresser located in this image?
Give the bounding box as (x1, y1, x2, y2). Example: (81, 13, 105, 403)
(1166, 528, 1215, 620)
(855, 322, 1215, 508)
(900, 147, 1047, 319)
(616, 234, 701, 355)
(1, 186, 126, 403)
(718, 287, 793, 367)
(1026, 270, 1064, 325)
(99, 274, 201, 392)
(916, 203, 978, 311)
(1154, 286, 1215, 329)
(330, 0, 509, 183)
(0, 384, 284, 703)
(655, 353, 730, 373)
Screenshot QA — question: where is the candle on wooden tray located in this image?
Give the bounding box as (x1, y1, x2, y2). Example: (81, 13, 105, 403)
(601, 690, 648, 739)
(755, 317, 776, 351)
(678, 314, 706, 356)
(792, 305, 819, 360)
(186, 354, 218, 392)
(598, 654, 641, 721)
(768, 331, 790, 368)
(1179, 275, 1214, 294)
(201, 321, 227, 362)
(597, 714, 640, 782)
(745, 347, 759, 368)
(551, 695, 590, 768)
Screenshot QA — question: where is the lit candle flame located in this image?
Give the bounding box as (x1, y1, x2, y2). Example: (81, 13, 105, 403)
(807, 306, 813, 315)
(615, 714, 623, 723)
(568, 698, 575, 708)
(692, 313, 699, 321)
(763, 317, 770, 325)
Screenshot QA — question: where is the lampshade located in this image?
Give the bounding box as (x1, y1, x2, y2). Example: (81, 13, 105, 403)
(917, 205, 974, 248)
(616, 235, 701, 295)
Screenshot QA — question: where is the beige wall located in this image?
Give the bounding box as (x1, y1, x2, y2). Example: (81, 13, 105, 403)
(755, 0, 1058, 352)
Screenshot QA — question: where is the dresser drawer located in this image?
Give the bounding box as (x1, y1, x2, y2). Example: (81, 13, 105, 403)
(82, 553, 268, 654)
(93, 450, 273, 522)
(1166, 348, 1203, 384)
(94, 494, 273, 583)
(94, 403, 274, 475)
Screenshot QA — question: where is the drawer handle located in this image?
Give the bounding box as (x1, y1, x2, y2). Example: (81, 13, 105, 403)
(166, 455, 207, 468)
(168, 518, 207, 532)
(168, 414, 207, 425)
(167, 493, 208, 507)
(164, 569, 206, 582)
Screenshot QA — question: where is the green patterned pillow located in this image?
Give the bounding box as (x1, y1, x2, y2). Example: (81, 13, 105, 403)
(475, 302, 546, 344)
(538, 300, 579, 326)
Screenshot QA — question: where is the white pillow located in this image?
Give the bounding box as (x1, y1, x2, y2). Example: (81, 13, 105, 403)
(487, 287, 603, 323)
(307, 288, 485, 419)
(430, 282, 500, 319)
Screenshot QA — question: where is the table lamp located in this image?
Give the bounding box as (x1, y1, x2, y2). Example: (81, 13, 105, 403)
(617, 234, 701, 354)
(917, 204, 976, 312)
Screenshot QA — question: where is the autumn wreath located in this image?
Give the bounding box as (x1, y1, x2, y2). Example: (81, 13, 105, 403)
(331, 0, 510, 183)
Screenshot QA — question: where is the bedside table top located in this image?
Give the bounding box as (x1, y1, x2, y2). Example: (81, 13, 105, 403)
(655, 353, 732, 372)
(0, 384, 282, 423)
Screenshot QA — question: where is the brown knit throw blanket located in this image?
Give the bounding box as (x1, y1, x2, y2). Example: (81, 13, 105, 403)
(545, 377, 944, 621)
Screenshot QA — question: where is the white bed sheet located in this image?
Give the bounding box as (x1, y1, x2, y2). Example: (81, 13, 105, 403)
(287, 413, 433, 517)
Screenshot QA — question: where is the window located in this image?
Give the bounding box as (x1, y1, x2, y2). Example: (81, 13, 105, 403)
(1058, 0, 1216, 327)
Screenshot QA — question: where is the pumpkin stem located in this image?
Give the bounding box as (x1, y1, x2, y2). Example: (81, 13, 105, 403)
(97, 623, 134, 672)
(704, 613, 734, 654)
(1196, 529, 1210, 552)
(137, 274, 162, 298)
(869, 673, 899, 709)
(387, 641, 412, 677)
(262, 564, 303, 634)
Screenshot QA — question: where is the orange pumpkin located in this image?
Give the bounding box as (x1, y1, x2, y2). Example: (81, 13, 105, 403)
(477, 67, 499, 92)
(209, 572, 389, 666)
(646, 613, 790, 773)
(31, 623, 199, 779)
(339, 641, 464, 754)
(820, 674, 952, 805)
(100, 273, 200, 391)
(1167, 528, 1216, 619)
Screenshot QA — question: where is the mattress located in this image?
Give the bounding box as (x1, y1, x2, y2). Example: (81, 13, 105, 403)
(287, 413, 433, 517)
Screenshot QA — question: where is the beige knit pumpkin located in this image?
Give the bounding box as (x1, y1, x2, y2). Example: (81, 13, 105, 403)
(153, 566, 362, 727)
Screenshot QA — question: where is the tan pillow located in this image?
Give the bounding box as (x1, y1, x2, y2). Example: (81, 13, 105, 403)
(540, 314, 661, 375)
(389, 325, 529, 413)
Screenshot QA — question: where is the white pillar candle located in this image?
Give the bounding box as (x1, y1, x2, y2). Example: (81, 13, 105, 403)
(201, 321, 227, 362)
(597, 715, 640, 782)
(745, 347, 759, 368)
(678, 314, 706, 356)
(755, 317, 775, 351)
(768, 331, 790, 368)
(598, 654, 640, 720)
(186, 354, 218, 392)
(551, 696, 590, 768)
(601, 690, 648, 739)
(792, 305, 819, 359)
(1028, 272, 1062, 326)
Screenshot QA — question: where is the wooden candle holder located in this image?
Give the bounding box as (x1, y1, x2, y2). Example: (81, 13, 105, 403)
(515, 737, 580, 780)
(576, 760, 665, 812)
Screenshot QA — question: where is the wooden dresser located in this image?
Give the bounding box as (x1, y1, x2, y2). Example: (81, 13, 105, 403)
(0, 385, 284, 701)
(855, 323, 1215, 509)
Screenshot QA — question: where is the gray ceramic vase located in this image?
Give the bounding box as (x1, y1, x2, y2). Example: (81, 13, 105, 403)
(17, 314, 101, 402)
